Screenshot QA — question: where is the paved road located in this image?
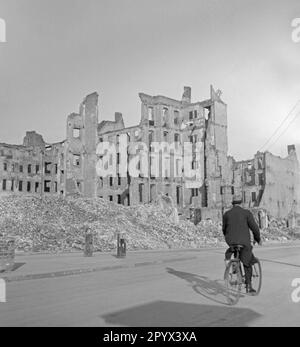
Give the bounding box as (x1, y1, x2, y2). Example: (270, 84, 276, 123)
(1, 245, 300, 327)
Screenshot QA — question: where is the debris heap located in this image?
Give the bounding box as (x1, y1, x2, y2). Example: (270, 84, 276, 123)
(0, 195, 299, 253)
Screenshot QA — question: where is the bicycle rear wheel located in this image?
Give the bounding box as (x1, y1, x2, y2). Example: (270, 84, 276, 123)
(224, 260, 242, 305)
(251, 259, 262, 295)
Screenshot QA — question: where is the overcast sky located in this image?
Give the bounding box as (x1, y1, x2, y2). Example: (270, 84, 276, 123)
(0, 0, 299, 160)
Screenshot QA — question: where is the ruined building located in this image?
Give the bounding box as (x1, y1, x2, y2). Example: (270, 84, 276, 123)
(1, 87, 299, 224)
(0, 131, 64, 197)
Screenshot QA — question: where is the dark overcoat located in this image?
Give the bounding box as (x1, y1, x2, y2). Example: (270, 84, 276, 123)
(222, 205, 261, 246)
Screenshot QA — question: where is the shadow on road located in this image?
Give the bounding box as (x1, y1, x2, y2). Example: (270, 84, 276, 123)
(102, 300, 261, 327)
(166, 267, 245, 305)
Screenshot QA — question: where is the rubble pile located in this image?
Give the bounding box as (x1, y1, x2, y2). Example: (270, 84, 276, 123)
(0, 195, 223, 253)
(0, 195, 299, 253)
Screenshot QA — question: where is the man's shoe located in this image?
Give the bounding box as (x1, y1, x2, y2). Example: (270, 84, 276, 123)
(246, 285, 257, 295)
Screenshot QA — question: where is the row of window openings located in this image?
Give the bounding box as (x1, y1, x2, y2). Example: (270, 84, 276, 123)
(241, 173, 264, 185)
(99, 132, 189, 147)
(150, 133, 198, 144)
(103, 176, 123, 187)
(148, 108, 199, 125)
(2, 179, 57, 193)
(103, 194, 129, 205)
(104, 186, 187, 205)
(3, 163, 57, 175)
(99, 130, 143, 144)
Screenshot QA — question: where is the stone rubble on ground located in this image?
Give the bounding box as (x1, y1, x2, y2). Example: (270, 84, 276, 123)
(0, 195, 299, 253)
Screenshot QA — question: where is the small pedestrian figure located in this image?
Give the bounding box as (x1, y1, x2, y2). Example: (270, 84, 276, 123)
(84, 226, 93, 257)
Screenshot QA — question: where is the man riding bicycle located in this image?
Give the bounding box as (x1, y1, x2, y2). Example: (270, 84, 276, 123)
(222, 194, 262, 294)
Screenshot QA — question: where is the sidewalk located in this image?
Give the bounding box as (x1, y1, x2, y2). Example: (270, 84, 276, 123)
(1, 241, 299, 283)
(0, 248, 206, 282)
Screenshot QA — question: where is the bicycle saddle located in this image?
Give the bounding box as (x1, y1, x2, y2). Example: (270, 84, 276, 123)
(229, 244, 244, 251)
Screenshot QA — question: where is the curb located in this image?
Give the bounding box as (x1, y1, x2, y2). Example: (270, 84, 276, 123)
(2, 256, 198, 283)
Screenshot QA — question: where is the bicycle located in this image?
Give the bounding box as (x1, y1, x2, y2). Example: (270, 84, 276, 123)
(224, 244, 262, 305)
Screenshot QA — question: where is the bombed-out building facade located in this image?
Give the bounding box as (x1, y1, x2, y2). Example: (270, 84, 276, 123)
(1, 86, 299, 225)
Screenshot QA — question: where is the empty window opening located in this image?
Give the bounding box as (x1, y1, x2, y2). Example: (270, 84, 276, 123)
(3, 163, 7, 171)
(19, 181, 23, 192)
(148, 107, 154, 125)
(109, 176, 113, 187)
(45, 162, 52, 174)
(28, 164, 32, 174)
(174, 111, 179, 125)
(174, 133, 180, 142)
(73, 155, 80, 167)
(204, 107, 211, 120)
(258, 173, 264, 186)
(139, 184, 144, 203)
(191, 188, 199, 197)
(176, 186, 181, 205)
(35, 182, 39, 193)
(109, 195, 113, 202)
(11, 180, 14, 191)
(117, 195, 122, 204)
(2, 179, 7, 191)
(44, 180, 51, 193)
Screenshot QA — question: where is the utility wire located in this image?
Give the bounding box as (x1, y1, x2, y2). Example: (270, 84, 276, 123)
(267, 108, 300, 151)
(258, 100, 300, 152)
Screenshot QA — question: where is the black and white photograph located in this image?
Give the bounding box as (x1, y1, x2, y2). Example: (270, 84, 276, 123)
(0, 0, 300, 330)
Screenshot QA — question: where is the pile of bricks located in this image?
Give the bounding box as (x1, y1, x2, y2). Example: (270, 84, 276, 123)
(0, 195, 298, 253)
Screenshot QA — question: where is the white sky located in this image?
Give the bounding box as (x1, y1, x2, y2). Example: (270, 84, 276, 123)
(0, 0, 299, 160)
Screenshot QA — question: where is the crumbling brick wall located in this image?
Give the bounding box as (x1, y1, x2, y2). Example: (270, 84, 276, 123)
(64, 92, 99, 198)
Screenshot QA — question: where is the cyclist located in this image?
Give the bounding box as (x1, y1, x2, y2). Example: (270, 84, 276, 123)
(223, 194, 262, 294)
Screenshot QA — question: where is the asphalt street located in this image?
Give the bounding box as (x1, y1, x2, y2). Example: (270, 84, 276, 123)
(1, 244, 300, 327)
